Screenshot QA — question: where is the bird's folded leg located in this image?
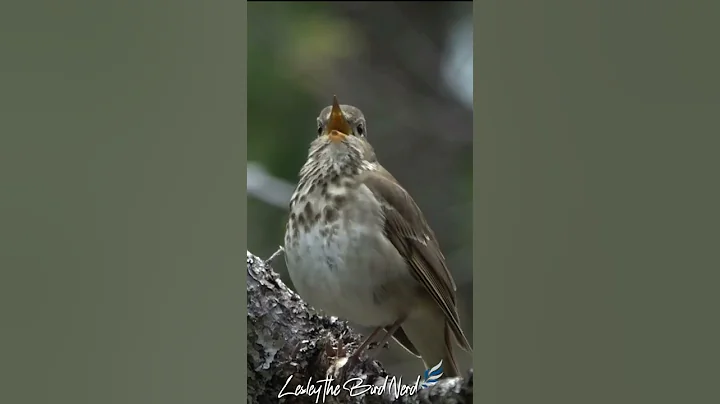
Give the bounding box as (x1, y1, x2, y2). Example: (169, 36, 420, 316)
(366, 316, 405, 360)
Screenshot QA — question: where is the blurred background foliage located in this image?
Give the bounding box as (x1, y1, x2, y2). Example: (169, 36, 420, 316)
(248, 1, 473, 378)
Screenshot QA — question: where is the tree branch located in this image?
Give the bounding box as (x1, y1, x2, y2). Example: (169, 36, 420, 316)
(247, 251, 473, 403)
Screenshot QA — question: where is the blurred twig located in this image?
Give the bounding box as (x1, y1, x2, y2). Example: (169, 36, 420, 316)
(247, 162, 294, 209)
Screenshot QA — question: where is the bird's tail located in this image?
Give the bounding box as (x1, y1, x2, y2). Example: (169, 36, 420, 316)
(403, 309, 461, 378)
(440, 322, 461, 377)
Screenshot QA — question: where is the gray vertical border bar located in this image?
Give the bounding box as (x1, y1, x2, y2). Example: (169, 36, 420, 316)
(240, 2, 249, 404)
(473, 2, 489, 403)
(0, 0, 251, 402)
(475, 1, 720, 403)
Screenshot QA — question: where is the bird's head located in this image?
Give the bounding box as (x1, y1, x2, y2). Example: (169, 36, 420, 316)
(308, 96, 376, 167)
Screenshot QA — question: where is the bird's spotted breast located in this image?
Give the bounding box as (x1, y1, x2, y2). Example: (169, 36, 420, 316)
(284, 180, 412, 326)
(322, 205, 338, 223)
(333, 194, 347, 208)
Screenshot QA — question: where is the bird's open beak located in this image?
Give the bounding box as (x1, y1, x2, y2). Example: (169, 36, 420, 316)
(326, 95, 351, 143)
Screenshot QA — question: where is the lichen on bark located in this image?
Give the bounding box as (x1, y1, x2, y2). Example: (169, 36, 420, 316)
(246, 251, 472, 403)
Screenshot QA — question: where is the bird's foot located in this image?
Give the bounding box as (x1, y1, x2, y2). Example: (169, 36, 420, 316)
(336, 354, 360, 384)
(325, 339, 356, 383)
(329, 328, 381, 383)
(365, 341, 391, 359)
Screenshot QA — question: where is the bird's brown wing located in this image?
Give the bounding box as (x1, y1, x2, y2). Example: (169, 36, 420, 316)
(361, 169, 471, 351)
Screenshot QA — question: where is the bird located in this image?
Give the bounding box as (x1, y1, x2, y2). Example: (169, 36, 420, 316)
(283, 95, 471, 377)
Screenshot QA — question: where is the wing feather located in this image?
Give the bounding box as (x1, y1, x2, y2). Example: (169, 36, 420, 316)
(361, 170, 471, 351)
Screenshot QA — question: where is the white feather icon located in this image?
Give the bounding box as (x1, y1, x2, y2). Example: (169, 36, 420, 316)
(421, 360, 444, 389)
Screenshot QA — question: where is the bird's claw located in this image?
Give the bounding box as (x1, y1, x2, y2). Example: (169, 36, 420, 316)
(336, 356, 357, 383)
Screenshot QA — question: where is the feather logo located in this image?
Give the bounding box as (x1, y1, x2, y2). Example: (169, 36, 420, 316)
(420, 360, 443, 389)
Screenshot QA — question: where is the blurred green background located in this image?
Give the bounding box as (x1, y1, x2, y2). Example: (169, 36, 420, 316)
(247, 1, 474, 379)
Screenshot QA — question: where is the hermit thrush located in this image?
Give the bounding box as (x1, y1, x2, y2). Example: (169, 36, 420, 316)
(284, 96, 471, 377)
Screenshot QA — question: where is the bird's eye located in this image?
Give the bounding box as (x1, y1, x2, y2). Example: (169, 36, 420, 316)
(317, 125, 323, 136)
(357, 123, 365, 136)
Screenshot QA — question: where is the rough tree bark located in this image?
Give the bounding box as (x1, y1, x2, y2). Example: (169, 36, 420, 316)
(247, 251, 473, 404)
